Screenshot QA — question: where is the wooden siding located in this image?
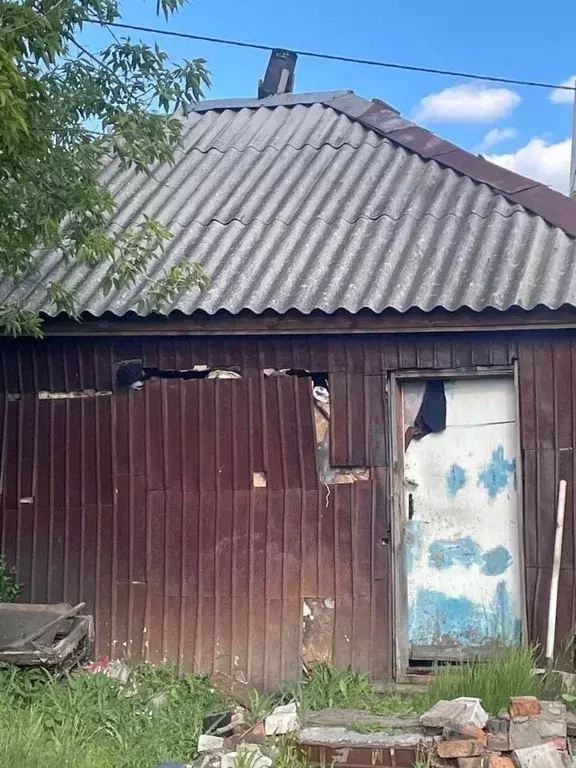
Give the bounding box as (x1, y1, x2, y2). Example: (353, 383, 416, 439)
(0, 331, 573, 685)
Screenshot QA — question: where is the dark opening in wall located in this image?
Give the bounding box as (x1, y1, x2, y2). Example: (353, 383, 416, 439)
(263, 369, 368, 484)
(116, 360, 242, 390)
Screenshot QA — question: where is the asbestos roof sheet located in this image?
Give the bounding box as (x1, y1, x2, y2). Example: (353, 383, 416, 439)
(4, 90, 576, 317)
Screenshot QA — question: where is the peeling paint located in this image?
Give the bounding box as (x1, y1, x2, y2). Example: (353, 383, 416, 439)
(446, 463, 466, 497)
(428, 537, 482, 571)
(409, 581, 521, 648)
(478, 445, 516, 498)
(481, 546, 512, 576)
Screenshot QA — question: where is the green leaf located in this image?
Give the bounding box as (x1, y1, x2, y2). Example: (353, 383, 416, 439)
(0, 0, 211, 336)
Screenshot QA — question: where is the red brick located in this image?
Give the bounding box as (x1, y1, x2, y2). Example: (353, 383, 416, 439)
(444, 723, 489, 744)
(243, 722, 267, 744)
(437, 739, 485, 758)
(457, 759, 485, 768)
(509, 697, 542, 717)
(486, 757, 514, 768)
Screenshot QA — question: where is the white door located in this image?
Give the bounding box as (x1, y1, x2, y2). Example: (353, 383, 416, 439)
(403, 377, 523, 661)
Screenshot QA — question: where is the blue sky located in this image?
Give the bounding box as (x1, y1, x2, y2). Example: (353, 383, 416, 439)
(83, 0, 576, 192)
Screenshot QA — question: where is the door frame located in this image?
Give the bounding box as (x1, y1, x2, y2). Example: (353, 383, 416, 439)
(388, 364, 527, 677)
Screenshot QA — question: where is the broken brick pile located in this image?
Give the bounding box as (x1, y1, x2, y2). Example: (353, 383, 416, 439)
(421, 695, 574, 767)
(196, 702, 300, 768)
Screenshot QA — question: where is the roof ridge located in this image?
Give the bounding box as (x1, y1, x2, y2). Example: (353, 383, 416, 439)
(320, 92, 576, 238)
(190, 90, 576, 238)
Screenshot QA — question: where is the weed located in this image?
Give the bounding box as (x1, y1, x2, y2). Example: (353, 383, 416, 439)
(0, 555, 20, 602)
(248, 687, 281, 725)
(235, 745, 262, 768)
(562, 692, 576, 711)
(280, 663, 426, 720)
(0, 662, 225, 768)
(274, 740, 311, 768)
(426, 645, 543, 715)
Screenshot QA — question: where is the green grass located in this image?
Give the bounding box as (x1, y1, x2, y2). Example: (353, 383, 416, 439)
(280, 663, 426, 719)
(426, 645, 543, 715)
(0, 662, 225, 768)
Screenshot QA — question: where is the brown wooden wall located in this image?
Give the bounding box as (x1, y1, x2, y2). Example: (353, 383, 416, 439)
(0, 331, 573, 686)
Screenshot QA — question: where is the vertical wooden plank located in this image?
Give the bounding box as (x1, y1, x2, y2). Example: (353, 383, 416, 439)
(283, 488, 302, 598)
(145, 380, 166, 490)
(365, 375, 387, 467)
(215, 490, 233, 598)
(183, 380, 200, 491)
(318, 490, 335, 598)
(329, 373, 348, 466)
(263, 378, 284, 489)
(347, 374, 366, 466)
(522, 450, 538, 568)
(534, 341, 555, 450)
(518, 341, 536, 450)
(300, 489, 319, 596)
(265, 490, 284, 599)
(216, 382, 235, 490)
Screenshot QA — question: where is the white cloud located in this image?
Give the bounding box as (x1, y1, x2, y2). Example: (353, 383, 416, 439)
(486, 137, 571, 193)
(414, 83, 521, 123)
(474, 127, 518, 153)
(549, 76, 576, 104)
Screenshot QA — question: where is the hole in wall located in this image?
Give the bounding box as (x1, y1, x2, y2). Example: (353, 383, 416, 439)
(263, 369, 368, 484)
(252, 471, 267, 488)
(116, 360, 242, 390)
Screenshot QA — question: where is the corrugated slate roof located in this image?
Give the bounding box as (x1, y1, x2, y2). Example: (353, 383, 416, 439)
(4, 90, 576, 317)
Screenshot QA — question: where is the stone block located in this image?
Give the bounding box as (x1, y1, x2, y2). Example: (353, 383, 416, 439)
(540, 701, 567, 719)
(198, 735, 226, 753)
(264, 702, 299, 735)
(487, 733, 510, 751)
(437, 739, 485, 758)
(420, 698, 489, 730)
(535, 718, 567, 740)
(444, 723, 488, 744)
(457, 759, 485, 768)
(509, 719, 541, 750)
(486, 757, 515, 768)
(221, 753, 237, 768)
(512, 742, 565, 767)
(509, 697, 542, 718)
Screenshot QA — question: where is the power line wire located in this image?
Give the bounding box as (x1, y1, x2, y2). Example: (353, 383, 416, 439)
(92, 20, 576, 93)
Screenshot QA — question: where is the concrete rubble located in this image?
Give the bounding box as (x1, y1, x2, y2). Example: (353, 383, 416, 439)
(418, 695, 576, 767)
(264, 702, 300, 736)
(193, 701, 299, 768)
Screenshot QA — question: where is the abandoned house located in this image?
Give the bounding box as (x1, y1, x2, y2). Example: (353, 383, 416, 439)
(2, 51, 576, 689)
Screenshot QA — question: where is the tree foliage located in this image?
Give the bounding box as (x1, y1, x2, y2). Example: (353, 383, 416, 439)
(0, 0, 211, 335)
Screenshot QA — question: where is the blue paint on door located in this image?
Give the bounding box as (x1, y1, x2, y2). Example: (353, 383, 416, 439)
(428, 537, 482, 570)
(478, 446, 516, 498)
(409, 582, 521, 647)
(481, 546, 512, 576)
(446, 463, 466, 497)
